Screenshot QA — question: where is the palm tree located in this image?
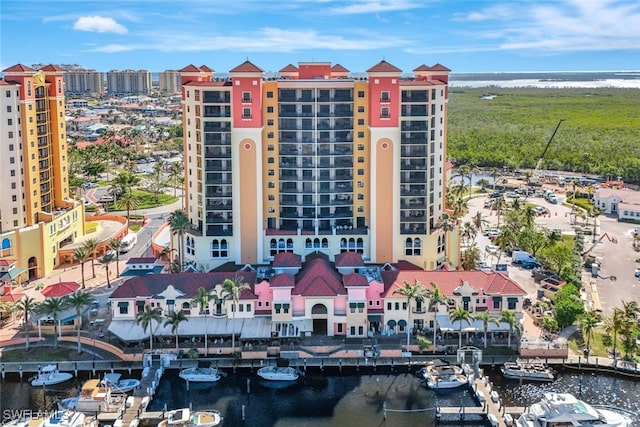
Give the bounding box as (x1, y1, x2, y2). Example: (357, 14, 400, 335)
(449, 306, 472, 349)
(393, 280, 428, 348)
(500, 310, 521, 349)
(436, 213, 457, 264)
(98, 252, 116, 288)
(220, 277, 250, 355)
(164, 310, 188, 350)
(603, 308, 625, 360)
(169, 209, 190, 270)
(167, 162, 183, 198)
(471, 211, 488, 243)
(426, 282, 449, 353)
(116, 191, 140, 221)
(191, 286, 219, 355)
(15, 296, 37, 350)
(109, 238, 123, 277)
(136, 305, 162, 351)
(73, 247, 90, 289)
(475, 311, 500, 349)
(37, 297, 67, 348)
(578, 310, 601, 354)
(65, 291, 93, 353)
(83, 238, 99, 279)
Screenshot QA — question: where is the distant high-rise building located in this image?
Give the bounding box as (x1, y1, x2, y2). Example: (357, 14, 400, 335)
(106, 69, 152, 95)
(159, 70, 181, 95)
(1, 64, 85, 280)
(64, 69, 104, 97)
(178, 60, 456, 272)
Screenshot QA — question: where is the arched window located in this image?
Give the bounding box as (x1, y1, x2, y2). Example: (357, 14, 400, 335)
(286, 238, 294, 252)
(271, 238, 293, 256)
(356, 238, 364, 254)
(313, 238, 320, 248)
(405, 237, 422, 256)
(211, 239, 228, 258)
(186, 236, 195, 256)
(305, 238, 312, 249)
(321, 238, 328, 248)
(1, 238, 12, 257)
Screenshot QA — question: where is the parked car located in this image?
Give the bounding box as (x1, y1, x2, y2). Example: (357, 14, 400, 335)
(522, 260, 542, 269)
(485, 244, 500, 254)
(635, 267, 640, 278)
(82, 182, 99, 189)
(482, 228, 500, 237)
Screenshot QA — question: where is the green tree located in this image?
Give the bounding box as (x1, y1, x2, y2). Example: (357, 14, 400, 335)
(167, 162, 184, 199)
(554, 284, 584, 328)
(73, 247, 90, 289)
(220, 277, 250, 355)
(65, 291, 93, 353)
(393, 280, 428, 348)
(115, 191, 140, 220)
(191, 286, 219, 355)
(500, 310, 521, 349)
(168, 209, 190, 270)
(436, 213, 457, 264)
(108, 238, 122, 277)
(449, 306, 472, 349)
(475, 311, 500, 349)
(460, 246, 482, 271)
(99, 252, 116, 288)
(164, 309, 189, 350)
(83, 238, 99, 279)
(37, 297, 67, 348)
(426, 282, 449, 353)
(136, 305, 162, 351)
(578, 310, 601, 354)
(15, 296, 37, 350)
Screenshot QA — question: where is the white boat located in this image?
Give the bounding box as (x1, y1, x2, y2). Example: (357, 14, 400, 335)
(43, 411, 86, 427)
(257, 366, 301, 381)
(100, 373, 141, 393)
(420, 359, 469, 390)
(29, 365, 74, 387)
(158, 408, 222, 427)
(72, 379, 127, 415)
(178, 367, 226, 383)
(516, 392, 633, 427)
(487, 413, 499, 427)
(425, 373, 469, 390)
(501, 358, 555, 382)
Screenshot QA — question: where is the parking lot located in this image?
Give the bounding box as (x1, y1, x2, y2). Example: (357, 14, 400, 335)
(463, 189, 640, 316)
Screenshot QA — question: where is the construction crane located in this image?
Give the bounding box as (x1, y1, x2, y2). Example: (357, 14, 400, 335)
(529, 119, 565, 186)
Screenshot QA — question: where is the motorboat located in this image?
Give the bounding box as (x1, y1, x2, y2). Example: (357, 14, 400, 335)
(501, 358, 555, 382)
(257, 366, 302, 381)
(178, 367, 226, 383)
(72, 379, 127, 415)
(100, 373, 141, 393)
(158, 408, 222, 427)
(515, 392, 633, 426)
(43, 411, 86, 427)
(419, 359, 469, 390)
(29, 365, 73, 387)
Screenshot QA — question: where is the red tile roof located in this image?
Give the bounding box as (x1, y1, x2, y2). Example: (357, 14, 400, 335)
(366, 60, 402, 73)
(40, 64, 65, 72)
(334, 251, 364, 267)
(109, 271, 257, 300)
(430, 63, 451, 71)
(0, 259, 17, 266)
(293, 257, 346, 297)
(270, 273, 295, 288)
(178, 64, 203, 73)
(199, 65, 214, 72)
(331, 64, 350, 72)
(380, 270, 526, 298)
(343, 273, 368, 287)
(229, 60, 264, 73)
(272, 252, 302, 268)
(279, 64, 298, 72)
(3, 64, 36, 73)
(413, 64, 432, 72)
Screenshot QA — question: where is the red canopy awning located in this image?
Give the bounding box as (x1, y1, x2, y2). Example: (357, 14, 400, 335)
(0, 286, 23, 303)
(41, 282, 79, 298)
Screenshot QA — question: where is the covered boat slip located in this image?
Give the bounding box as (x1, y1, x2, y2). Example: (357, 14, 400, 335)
(108, 317, 313, 342)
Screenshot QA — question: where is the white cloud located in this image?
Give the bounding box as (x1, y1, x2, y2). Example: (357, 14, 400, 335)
(73, 16, 128, 34)
(328, 0, 423, 15)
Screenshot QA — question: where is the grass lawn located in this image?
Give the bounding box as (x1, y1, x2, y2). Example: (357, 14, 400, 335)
(104, 190, 178, 211)
(568, 328, 610, 357)
(1, 346, 96, 363)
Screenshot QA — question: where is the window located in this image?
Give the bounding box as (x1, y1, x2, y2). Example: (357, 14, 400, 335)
(357, 106, 365, 113)
(357, 118, 364, 125)
(8, 131, 13, 139)
(211, 239, 228, 258)
(357, 194, 364, 200)
(7, 119, 12, 125)
(267, 144, 274, 151)
(357, 156, 364, 163)
(357, 131, 364, 138)
(267, 169, 274, 176)
(5, 91, 10, 98)
(242, 108, 251, 119)
(380, 91, 390, 102)
(357, 143, 365, 150)
(405, 238, 422, 256)
(387, 302, 392, 310)
(268, 182, 275, 189)
(358, 91, 365, 98)
(267, 106, 274, 113)
(267, 132, 274, 139)
(267, 119, 274, 126)
(267, 157, 275, 164)
(186, 236, 195, 256)
(395, 302, 400, 310)
(242, 91, 251, 102)
(357, 169, 364, 176)
(380, 107, 390, 118)
(266, 91, 274, 98)
(268, 194, 275, 201)
(337, 324, 343, 333)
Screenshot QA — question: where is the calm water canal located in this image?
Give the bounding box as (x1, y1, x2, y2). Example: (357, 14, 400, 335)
(1, 366, 639, 426)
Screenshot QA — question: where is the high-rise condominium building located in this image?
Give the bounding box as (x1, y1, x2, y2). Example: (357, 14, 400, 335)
(64, 69, 104, 97)
(106, 69, 152, 95)
(159, 70, 181, 95)
(179, 60, 456, 272)
(1, 64, 85, 280)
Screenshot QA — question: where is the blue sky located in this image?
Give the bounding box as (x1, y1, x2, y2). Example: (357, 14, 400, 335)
(1, 0, 639, 74)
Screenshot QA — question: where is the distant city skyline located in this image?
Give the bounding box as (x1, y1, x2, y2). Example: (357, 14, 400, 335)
(1, 0, 639, 74)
